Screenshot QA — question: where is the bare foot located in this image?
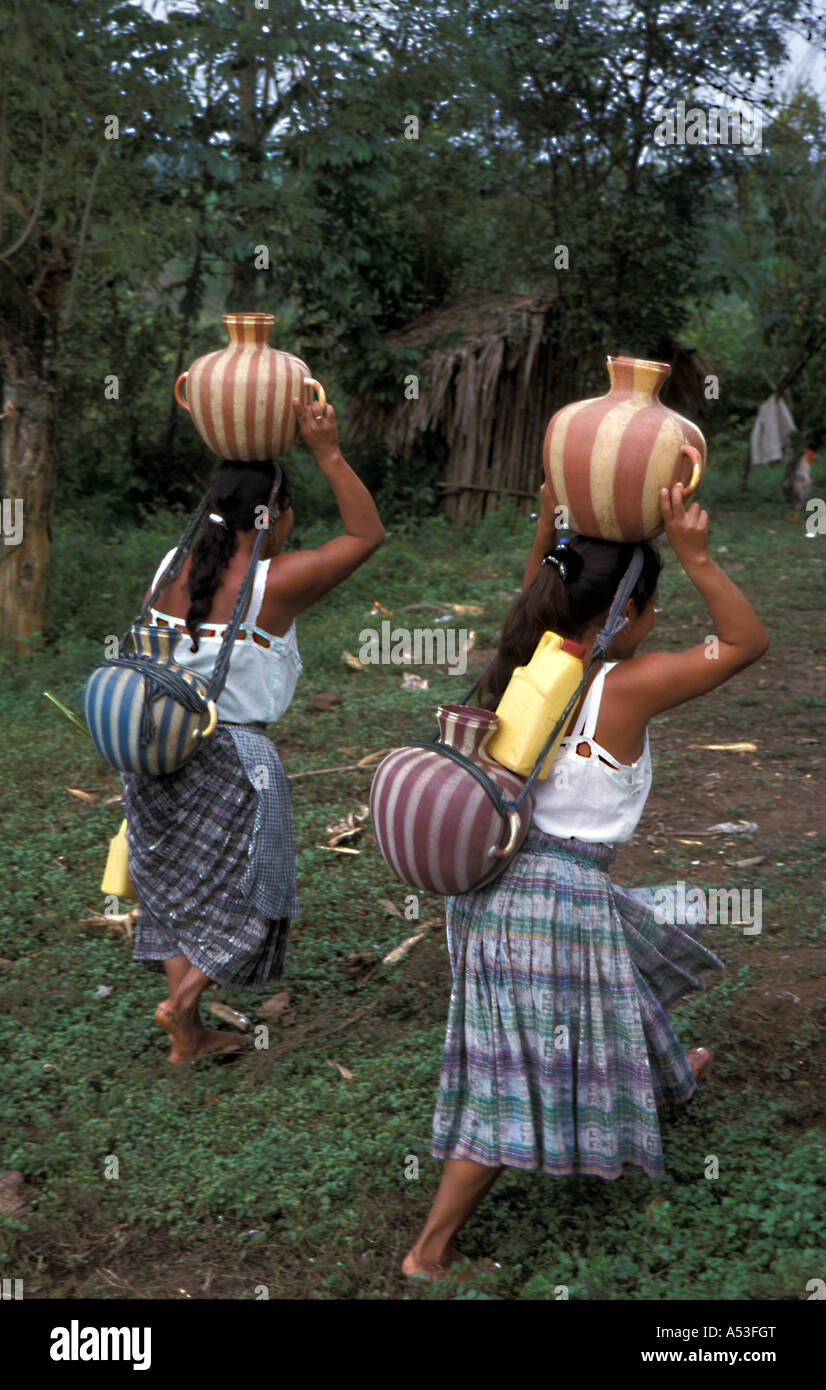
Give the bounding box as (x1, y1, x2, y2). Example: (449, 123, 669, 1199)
(165, 1029, 246, 1064)
(402, 1248, 448, 1281)
(402, 1246, 495, 1283)
(155, 1001, 247, 1064)
(190, 1028, 246, 1061)
(155, 1001, 199, 1061)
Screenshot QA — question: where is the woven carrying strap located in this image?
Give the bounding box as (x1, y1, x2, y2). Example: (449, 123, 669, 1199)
(118, 465, 282, 708)
(121, 493, 211, 647)
(101, 654, 208, 747)
(409, 737, 512, 821)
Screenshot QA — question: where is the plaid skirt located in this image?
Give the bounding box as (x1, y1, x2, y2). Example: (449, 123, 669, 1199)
(432, 829, 724, 1180)
(121, 725, 299, 990)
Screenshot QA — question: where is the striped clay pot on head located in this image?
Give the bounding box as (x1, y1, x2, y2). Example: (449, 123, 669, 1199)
(543, 356, 706, 542)
(369, 704, 533, 896)
(174, 313, 326, 461)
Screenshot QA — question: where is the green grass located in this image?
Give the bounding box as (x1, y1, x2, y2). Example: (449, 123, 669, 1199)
(0, 461, 824, 1299)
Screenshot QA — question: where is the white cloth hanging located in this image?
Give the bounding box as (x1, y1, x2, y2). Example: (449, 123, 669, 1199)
(749, 394, 796, 466)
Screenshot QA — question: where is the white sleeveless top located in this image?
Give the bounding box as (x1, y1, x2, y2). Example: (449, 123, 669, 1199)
(147, 548, 303, 726)
(531, 662, 652, 845)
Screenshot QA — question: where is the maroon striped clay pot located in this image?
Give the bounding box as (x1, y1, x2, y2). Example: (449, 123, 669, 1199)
(369, 704, 533, 895)
(174, 313, 326, 460)
(543, 355, 706, 541)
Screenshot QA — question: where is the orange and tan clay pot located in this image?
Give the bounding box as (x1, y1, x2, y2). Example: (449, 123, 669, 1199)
(174, 312, 326, 461)
(543, 355, 706, 541)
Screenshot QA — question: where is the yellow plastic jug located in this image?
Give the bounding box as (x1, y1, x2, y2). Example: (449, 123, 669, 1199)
(101, 820, 135, 898)
(488, 632, 586, 779)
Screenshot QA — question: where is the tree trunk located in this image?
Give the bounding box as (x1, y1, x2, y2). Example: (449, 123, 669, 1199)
(226, 1, 265, 312)
(0, 260, 61, 652)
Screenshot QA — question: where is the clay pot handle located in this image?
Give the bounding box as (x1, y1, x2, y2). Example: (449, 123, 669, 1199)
(304, 376, 327, 415)
(174, 371, 190, 412)
(489, 809, 522, 859)
(198, 700, 218, 740)
(680, 444, 704, 500)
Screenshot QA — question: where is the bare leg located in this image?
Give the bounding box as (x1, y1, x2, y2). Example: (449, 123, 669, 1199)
(154, 961, 245, 1063)
(160, 956, 194, 1063)
(163, 954, 189, 995)
(402, 1157, 503, 1280)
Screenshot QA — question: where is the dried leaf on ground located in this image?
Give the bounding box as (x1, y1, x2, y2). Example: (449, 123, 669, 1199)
(691, 742, 758, 753)
(345, 950, 379, 986)
(78, 908, 137, 938)
(342, 649, 365, 672)
(325, 805, 370, 848)
(357, 749, 393, 767)
(383, 932, 427, 965)
(706, 821, 759, 834)
(208, 1002, 250, 1032)
(255, 990, 291, 1020)
(67, 788, 97, 803)
(327, 1059, 354, 1082)
(0, 1171, 36, 1217)
(379, 898, 404, 918)
(309, 692, 344, 712)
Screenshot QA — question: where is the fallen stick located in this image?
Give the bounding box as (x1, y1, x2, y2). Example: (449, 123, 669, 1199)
(289, 763, 374, 781)
(288, 748, 395, 781)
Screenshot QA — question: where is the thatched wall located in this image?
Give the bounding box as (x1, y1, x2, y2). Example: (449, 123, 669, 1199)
(348, 293, 713, 525)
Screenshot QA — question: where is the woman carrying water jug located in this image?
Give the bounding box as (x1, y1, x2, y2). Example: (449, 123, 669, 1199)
(122, 401, 384, 1063)
(403, 481, 768, 1280)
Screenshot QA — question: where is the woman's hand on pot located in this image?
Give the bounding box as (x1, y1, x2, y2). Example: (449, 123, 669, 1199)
(537, 481, 557, 539)
(660, 482, 710, 569)
(293, 398, 341, 464)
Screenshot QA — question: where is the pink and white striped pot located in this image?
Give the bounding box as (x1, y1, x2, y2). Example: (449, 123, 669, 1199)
(543, 355, 706, 541)
(174, 313, 326, 460)
(370, 704, 533, 896)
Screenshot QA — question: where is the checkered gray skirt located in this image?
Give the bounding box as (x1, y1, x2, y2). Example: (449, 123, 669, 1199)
(121, 725, 299, 989)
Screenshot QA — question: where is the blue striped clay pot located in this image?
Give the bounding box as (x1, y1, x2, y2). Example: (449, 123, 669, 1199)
(82, 626, 218, 776)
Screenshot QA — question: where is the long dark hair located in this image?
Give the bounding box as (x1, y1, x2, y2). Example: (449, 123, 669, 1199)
(478, 534, 663, 707)
(184, 461, 291, 649)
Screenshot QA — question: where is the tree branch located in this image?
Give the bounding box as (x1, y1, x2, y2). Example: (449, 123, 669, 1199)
(60, 147, 107, 329)
(0, 82, 7, 248)
(0, 114, 48, 260)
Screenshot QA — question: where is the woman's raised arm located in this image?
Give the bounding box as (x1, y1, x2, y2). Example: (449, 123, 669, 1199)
(611, 483, 769, 719)
(267, 400, 385, 617)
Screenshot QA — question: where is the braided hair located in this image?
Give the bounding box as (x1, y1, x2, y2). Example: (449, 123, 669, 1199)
(478, 535, 662, 708)
(184, 461, 291, 650)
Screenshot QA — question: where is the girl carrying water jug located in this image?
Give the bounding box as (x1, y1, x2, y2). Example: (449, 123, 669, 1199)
(403, 481, 768, 1280)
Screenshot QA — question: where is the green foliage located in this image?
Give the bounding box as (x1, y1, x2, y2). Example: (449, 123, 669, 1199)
(6, 0, 825, 521)
(699, 87, 826, 443)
